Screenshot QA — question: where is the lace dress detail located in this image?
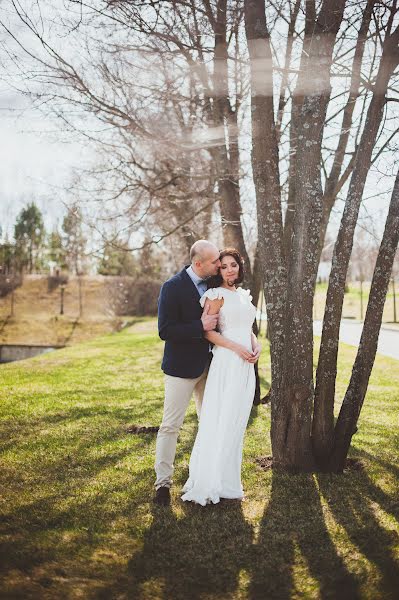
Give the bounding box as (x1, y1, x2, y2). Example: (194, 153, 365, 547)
(181, 287, 257, 506)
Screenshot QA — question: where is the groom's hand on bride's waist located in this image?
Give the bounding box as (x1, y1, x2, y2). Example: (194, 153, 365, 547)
(201, 303, 219, 332)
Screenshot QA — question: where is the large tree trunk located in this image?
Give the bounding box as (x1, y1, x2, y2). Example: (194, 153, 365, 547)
(313, 20, 399, 467)
(244, 0, 287, 449)
(279, 0, 346, 471)
(212, 0, 261, 403)
(282, 0, 330, 262)
(245, 0, 346, 470)
(212, 0, 252, 275)
(329, 168, 399, 471)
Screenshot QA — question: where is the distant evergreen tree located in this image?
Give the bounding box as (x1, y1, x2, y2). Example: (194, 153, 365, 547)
(0, 235, 16, 275)
(14, 202, 45, 273)
(47, 229, 67, 269)
(139, 240, 162, 279)
(98, 240, 138, 276)
(62, 204, 87, 274)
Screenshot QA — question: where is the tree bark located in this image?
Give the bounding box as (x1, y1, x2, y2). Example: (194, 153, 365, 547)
(279, 0, 346, 470)
(245, 0, 348, 470)
(244, 0, 287, 444)
(313, 21, 399, 467)
(318, 0, 376, 255)
(329, 168, 399, 471)
(212, 0, 252, 274)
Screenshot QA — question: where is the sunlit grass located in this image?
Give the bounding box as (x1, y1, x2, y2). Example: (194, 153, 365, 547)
(313, 281, 399, 324)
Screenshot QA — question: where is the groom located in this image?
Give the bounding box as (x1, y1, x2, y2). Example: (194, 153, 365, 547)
(153, 240, 221, 505)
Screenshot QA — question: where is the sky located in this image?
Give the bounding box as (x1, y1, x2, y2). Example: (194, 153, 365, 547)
(0, 89, 82, 237)
(0, 0, 85, 239)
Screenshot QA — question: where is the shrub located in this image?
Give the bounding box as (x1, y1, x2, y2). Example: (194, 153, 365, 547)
(0, 274, 22, 298)
(105, 276, 160, 316)
(47, 272, 69, 292)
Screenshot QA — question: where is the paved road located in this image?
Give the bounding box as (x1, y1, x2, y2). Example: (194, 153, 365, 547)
(256, 311, 399, 360)
(313, 319, 399, 361)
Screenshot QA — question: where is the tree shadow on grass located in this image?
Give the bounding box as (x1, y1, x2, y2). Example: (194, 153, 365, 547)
(125, 470, 367, 600)
(249, 470, 360, 600)
(317, 466, 399, 598)
(0, 448, 138, 577)
(0, 315, 10, 337)
(0, 397, 169, 584)
(127, 501, 253, 600)
(0, 398, 163, 454)
(349, 447, 399, 520)
(3, 426, 397, 600)
(61, 318, 80, 345)
(111, 410, 256, 600)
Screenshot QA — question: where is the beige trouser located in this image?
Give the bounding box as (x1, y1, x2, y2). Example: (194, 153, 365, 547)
(155, 360, 210, 489)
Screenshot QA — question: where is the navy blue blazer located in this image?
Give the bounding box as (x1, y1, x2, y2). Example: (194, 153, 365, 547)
(158, 267, 210, 378)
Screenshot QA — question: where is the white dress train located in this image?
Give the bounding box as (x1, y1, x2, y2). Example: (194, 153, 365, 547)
(181, 286, 256, 506)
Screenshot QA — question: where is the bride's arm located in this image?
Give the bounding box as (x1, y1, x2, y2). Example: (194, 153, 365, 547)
(249, 331, 262, 363)
(202, 299, 230, 347)
(202, 297, 255, 361)
(251, 331, 259, 351)
(204, 330, 254, 361)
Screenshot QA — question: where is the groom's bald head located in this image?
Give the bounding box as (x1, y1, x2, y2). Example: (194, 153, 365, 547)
(190, 240, 221, 279)
(190, 240, 218, 262)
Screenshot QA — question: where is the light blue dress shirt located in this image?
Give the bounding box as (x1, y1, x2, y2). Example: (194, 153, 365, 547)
(186, 265, 207, 297)
(186, 265, 212, 353)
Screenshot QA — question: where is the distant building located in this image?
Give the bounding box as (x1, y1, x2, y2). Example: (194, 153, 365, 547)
(48, 261, 57, 276)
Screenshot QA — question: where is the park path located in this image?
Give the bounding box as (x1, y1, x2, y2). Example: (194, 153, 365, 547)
(256, 311, 399, 361)
(313, 319, 399, 361)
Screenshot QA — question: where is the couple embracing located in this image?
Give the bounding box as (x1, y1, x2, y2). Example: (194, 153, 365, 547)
(154, 240, 261, 506)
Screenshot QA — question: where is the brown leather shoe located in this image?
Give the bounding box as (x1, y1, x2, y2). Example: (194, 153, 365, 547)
(153, 486, 171, 506)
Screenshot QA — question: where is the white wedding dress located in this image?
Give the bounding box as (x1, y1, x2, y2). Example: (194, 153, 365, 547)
(181, 286, 256, 506)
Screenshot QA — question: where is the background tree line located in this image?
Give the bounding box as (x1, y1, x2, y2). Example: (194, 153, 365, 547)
(0, 201, 163, 280)
(0, 202, 86, 276)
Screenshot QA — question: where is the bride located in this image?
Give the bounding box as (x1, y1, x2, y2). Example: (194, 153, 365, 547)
(181, 248, 261, 506)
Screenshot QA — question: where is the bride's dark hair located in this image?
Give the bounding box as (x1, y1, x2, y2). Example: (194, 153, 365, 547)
(206, 247, 245, 289)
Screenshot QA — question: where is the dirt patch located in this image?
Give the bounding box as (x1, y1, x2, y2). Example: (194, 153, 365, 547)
(255, 455, 365, 472)
(343, 457, 364, 471)
(255, 455, 274, 470)
(126, 424, 159, 434)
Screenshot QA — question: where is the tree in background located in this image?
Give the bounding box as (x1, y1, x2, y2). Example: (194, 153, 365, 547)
(0, 234, 15, 276)
(62, 204, 87, 274)
(47, 228, 67, 271)
(14, 202, 45, 274)
(99, 239, 138, 277)
(139, 239, 164, 280)
(348, 230, 378, 320)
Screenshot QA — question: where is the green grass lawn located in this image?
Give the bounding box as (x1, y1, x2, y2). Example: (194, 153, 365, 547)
(312, 282, 399, 325)
(0, 319, 398, 599)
